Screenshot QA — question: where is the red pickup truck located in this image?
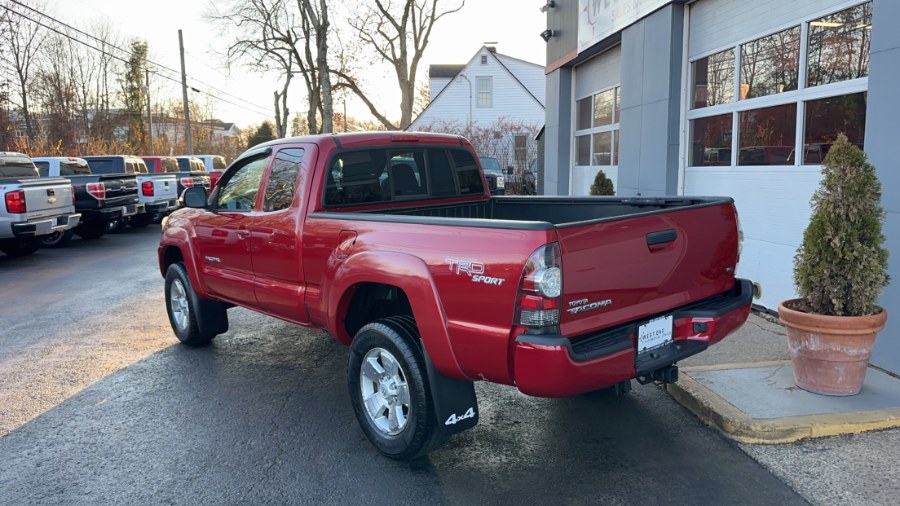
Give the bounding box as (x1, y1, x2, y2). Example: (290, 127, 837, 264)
(158, 132, 752, 460)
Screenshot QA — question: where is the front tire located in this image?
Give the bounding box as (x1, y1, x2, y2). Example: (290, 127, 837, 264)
(0, 237, 41, 256)
(165, 263, 223, 346)
(348, 318, 441, 460)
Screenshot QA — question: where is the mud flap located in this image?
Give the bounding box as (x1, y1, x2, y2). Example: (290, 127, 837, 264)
(422, 347, 479, 436)
(189, 289, 229, 337)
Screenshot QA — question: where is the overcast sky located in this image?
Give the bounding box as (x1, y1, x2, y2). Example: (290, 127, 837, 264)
(47, 0, 547, 128)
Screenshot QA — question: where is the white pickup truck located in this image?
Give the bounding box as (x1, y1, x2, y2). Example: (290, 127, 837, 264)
(0, 152, 80, 256)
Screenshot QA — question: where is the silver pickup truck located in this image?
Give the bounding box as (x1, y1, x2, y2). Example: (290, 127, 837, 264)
(0, 152, 80, 257)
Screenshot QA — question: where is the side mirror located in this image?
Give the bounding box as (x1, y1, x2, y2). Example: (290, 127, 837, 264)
(182, 186, 209, 209)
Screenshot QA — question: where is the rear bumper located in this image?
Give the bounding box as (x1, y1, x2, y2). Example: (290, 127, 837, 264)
(512, 278, 753, 397)
(11, 213, 81, 238)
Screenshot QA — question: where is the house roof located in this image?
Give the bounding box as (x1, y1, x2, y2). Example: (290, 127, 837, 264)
(429, 64, 465, 79)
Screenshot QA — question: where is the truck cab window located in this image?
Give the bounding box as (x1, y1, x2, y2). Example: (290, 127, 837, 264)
(450, 149, 485, 195)
(264, 148, 304, 212)
(217, 157, 268, 211)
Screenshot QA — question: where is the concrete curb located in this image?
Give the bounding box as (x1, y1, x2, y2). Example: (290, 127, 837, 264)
(666, 361, 900, 444)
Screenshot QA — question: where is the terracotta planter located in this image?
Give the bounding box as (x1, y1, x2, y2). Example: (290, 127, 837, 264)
(778, 299, 887, 396)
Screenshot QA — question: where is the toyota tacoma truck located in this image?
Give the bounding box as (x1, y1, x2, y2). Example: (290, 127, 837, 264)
(1, 152, 80, 256)
(158, 132, 752, 460)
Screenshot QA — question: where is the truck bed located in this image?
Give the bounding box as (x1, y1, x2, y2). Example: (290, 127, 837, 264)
(316, 195, 731, 229)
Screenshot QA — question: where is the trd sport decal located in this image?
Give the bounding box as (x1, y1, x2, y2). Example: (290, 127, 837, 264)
(444, 257, 506, 286)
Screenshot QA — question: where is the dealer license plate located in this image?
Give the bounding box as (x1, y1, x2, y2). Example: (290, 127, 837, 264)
(638, 315, 673, 353)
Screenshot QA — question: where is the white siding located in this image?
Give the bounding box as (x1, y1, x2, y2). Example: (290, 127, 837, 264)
(430, 77, 452, 100)
(574, 45, 622, 99)
(689, 0, 857, 58)
(496, 54, 546, 106)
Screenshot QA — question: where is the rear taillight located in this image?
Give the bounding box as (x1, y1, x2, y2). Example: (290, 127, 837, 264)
(515, 243, 562, 327)
(71, 185, 76, 205)
(734, 207, 743, 264)
(142, 181, 154, 196)
(180, 177, 194, 189)
(86, 182, 106, 200)
(5, 190, 26, 214)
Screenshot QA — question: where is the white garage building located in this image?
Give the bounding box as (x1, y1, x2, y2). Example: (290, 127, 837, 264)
(542, 0, 899, 373)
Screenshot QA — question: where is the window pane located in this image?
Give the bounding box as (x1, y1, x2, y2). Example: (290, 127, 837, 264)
(450, 149, 485, 195)
(692, 48, 735, 109)
(476, 76, 492, 107)
(807, 1, 872, 87)
(576, 97, 592, 130)
(387, 151, 427, 197)
(690, 114, 732, 166)
(593, 89, 614, 127)
(592, 131, 612, 165)
(264, 148, 303, 212)
(740, 26, 800, 99)
(738, 103, 797, 165)
(803, 92, 867, 164)
(613, 131, 619, 165)
(614, 87, 621, 123)
(218, 157, 268, 210)
(576, 135, 591, 165)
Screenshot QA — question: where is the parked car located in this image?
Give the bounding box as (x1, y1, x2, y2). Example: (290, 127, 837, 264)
(478, 156, 505, 195)
(159, 132, 752, 460)
(82, 155, 176, 230)
(33, 156, 140, 242)
(175, 155, 225, 189)
(1, 152, 80, 255)
(142, 156, 210, 205)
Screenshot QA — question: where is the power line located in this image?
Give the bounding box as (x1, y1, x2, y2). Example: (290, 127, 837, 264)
(7, 0, 273, 118)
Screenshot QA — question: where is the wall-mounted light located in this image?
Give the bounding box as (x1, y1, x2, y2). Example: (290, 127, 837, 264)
(540, 29, 555, 42)
(540, 1, 556, 13)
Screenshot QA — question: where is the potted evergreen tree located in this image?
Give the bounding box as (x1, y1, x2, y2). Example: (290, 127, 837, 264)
(590, 170, 614, 196)
(778, 134, 889, 395)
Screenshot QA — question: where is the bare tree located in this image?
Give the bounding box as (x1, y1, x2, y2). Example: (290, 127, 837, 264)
(342, 0, 464, 130)
(210, 0, 334, 135)
(0, 0, 47, 141)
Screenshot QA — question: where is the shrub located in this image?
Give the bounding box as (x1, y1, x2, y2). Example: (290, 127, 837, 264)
(793, 134, 889, 316)
(589, 170, 614, 196)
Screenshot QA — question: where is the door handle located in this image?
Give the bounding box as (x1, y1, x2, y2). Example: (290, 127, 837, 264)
(236, 229, 250, 239)
(646, 229, 677, 252)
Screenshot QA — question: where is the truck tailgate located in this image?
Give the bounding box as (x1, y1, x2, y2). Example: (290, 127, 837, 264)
(18, 177, 75, 219)
(557, 202, 739, 338)
(141, 174, 178, 201)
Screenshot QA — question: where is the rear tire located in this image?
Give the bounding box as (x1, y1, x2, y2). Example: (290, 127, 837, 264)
(165, 262, 225, 346)
(41, 229, 75, 248)
(75, 220, 108, 240)
(348, 318, 442, 460)
(0, 237, 41, 256)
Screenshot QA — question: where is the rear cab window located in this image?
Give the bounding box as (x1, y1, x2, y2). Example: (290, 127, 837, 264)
(0, 156, 39, 178)
(60, 160, 90, 175)
(323, 146, 483, 207)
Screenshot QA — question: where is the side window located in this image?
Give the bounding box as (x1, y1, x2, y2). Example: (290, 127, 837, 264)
(263, 148, 304, 212)
(324, 149, 388, 206)
(145, 159, 156, 172)
(216, 156, 268, 211)
(427, 149, 456, 196)
(450, 149, 485, 195)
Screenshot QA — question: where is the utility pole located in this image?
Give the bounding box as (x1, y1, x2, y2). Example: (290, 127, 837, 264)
(145, 69, 153, 155)
(178, 29, 193, 155)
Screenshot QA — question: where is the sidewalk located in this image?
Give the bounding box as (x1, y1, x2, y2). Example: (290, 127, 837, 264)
(668, 313, 900, 505)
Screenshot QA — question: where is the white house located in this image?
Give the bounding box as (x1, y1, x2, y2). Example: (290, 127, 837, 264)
(408, 46, 545, 174)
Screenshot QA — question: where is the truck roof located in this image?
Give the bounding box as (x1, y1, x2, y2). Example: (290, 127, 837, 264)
(254, 131, 469, 150)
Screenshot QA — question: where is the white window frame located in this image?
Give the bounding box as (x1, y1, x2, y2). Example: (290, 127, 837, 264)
(683, 0, 870, 170)
(476, 76, 492, 108)
(573, 85, 621, 167)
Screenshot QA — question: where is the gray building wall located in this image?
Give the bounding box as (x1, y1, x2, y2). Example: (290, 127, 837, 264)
(866, 0, 899, 374)
(616, 4, 684, 197)
(545, 0, 579, 66)
(543, 68, 573, 195)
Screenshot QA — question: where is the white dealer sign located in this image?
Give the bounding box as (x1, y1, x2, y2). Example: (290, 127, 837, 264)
(578, 0, 673, 53)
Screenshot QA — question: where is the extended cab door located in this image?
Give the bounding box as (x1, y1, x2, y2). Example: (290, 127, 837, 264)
(192, 153, 269, 306)
(248, 146, 311, 323)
